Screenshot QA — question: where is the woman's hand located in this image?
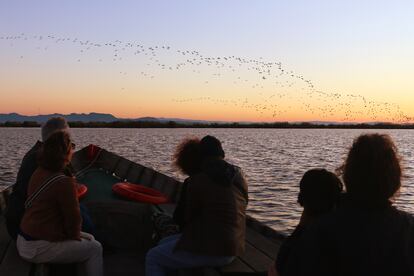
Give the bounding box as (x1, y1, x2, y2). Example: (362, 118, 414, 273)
(80, 231, 95, 241)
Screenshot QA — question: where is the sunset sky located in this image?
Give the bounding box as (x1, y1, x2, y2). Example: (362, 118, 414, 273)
(0, 1, 413, 122)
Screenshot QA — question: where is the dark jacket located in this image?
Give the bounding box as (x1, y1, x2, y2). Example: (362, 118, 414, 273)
(276, 224, 306, 276)
(175, 158, 248, 256)
(172, 178, 189, 230)
(285, 195, 414, 276)
(5, 141, 42, 239)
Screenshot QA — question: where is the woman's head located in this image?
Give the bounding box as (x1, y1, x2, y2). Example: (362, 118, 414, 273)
(173, 137, 202, 176)
(298, 169, 343, 216)
(341, 134, 401, 203)
(174, 135, 225, 176)
(39, 131, 74, 172)
(41, 117, 70, 142)
(199, 135, 225, 159)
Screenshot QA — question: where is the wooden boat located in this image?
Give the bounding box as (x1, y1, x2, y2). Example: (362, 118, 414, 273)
(0, 145, 286, 276)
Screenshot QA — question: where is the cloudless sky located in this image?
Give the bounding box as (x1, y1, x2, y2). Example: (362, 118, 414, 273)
(0, 1, 413, 122)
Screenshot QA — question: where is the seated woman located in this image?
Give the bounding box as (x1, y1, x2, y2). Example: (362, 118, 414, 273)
(16, 131, 103, 276)
(285, 134, 414, 276)
(145, 135, 248, 276)
(269, 169, 343, 276)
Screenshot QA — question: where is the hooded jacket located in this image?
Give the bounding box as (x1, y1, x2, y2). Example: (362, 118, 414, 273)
(175, 158, 248, 256)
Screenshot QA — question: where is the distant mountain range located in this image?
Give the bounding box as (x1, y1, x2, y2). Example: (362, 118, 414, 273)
(0, 112, 226, 124)
(0, 113, 394, 126)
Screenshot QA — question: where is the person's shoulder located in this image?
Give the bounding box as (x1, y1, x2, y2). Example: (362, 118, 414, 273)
(23, 141, 42, 159)
(188, 172, 211, 185)
(391, 207, 414, 226)
(232, 165, 246, 181)
(37, 168, 75, 186)
(57, 175, 76, 186)
(50, 175, 76, 197)
(18, 141, 41, 170)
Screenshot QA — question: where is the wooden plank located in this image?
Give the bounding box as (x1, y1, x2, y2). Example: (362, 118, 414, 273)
(238, 242, 273, 272)
(150, 173, 169, 192)
(96, 150, 121, 173)
(113, 158, 133, 180)
(0, 241, 32, 276)
(220, 257, 254, 273)
(151, 173, 182, 204)
(126, 163, 145, 184)
(138, 168, 155, 187)
(246, 228, 281, 259)
(246, 216, 286, 242)
(71, 146, 91, 172)
(162, 178, 182, 203)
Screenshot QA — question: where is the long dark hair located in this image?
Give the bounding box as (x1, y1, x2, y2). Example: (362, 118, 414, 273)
(38, 131, 72, 172)
(339, 134, 401, 203)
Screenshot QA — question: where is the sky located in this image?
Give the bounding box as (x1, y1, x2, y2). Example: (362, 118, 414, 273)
(0, 0, 413, 122)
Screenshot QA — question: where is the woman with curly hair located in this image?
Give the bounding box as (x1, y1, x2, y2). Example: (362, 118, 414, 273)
(285, 134, 414, 276)
(146, 135, 248, 276)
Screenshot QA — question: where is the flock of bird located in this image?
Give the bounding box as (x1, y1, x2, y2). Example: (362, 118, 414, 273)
(1, 33, 412, 123)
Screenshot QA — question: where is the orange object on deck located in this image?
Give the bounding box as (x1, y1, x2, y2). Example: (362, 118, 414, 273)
(77, 184, 88, 199)
(112, 182, 169, 204)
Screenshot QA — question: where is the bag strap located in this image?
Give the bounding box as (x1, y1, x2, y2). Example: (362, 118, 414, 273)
(25, 174, 66, 209)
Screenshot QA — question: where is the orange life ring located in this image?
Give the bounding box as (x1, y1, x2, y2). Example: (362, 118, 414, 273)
(112, 182, 169, 204)
(77, 184, 88, 199)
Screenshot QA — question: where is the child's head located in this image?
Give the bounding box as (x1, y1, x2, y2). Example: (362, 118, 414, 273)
(298, 169, 343, 216)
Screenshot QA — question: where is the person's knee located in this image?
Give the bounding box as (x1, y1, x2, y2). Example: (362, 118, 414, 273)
(146, 247, 161, 265)
(88, 239, 103, 257)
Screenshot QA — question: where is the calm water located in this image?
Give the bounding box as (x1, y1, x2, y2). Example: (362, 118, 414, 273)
(1, 128, 414, 234)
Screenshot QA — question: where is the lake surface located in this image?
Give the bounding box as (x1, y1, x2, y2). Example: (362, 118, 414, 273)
(1, 128, 414, 234)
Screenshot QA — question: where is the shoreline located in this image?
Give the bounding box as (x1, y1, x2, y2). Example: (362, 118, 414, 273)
(1, 121, 414, 129)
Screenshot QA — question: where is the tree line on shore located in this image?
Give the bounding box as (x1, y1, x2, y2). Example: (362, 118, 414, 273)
(1, 120, 414, 129)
